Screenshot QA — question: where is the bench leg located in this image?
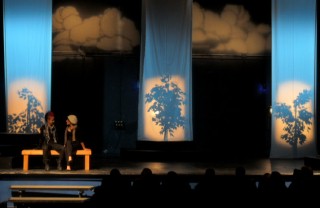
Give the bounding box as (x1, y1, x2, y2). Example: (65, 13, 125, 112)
(84, 155, 90, 171)
(23, 155, 29, 171)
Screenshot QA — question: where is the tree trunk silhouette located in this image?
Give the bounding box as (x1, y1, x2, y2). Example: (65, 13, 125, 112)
(292, 136, 298, 157)
(26, 95, 31, 133)
(292, 106, 298, 157)
(164, 129, 168, 141)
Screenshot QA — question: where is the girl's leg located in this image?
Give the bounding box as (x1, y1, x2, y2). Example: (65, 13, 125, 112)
(66, 141, 73, 170)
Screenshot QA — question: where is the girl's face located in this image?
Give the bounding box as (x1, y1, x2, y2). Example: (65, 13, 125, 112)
(47, 116, 55, 126)
(66, 119, 76, 129)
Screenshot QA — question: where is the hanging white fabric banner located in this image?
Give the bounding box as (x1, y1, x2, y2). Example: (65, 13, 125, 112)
(270, 0, 317, 158)
(138, 0, 193, 141)
(4, 0, 52, 133)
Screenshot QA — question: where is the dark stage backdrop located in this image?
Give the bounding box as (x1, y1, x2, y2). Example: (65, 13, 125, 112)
(0, 0, 272, 159)
(51, 56, 140, 157)
(50, 54, 270, 158)
(193, 57, 271, 158)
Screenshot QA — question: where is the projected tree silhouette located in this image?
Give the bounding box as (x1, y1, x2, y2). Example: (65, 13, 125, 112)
(273, 89, 312, 156)
(8, 88, 44, 133)
(145, 74, 185, 141)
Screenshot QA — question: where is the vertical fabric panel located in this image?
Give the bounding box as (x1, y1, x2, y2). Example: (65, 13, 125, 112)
(271, 0, 317, 158)
(138, 0, 193, 141)
(4, 0, 52, 133)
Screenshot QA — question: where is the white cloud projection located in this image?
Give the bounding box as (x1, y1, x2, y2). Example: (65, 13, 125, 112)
(52, 5, 140, 58)
(52, 2, 270, 57)
(192, 2, 271, 55)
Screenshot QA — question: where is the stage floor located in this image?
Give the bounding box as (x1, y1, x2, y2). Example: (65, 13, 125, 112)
(0, 157, 318, 177)
(1, 157, 320, 205)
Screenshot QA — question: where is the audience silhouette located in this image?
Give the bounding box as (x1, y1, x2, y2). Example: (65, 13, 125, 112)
(131, 167, 160, 205)
(86, 165, 319, 207)
(160, 170, 192, 205)
(90, 168, 131, 207)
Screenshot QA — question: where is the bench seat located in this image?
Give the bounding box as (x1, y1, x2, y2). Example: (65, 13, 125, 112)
(9, 184, 94, 205)
(21, 149, 92, 171)
(10, 185, 95, 197)
(9, 196, 90, 203)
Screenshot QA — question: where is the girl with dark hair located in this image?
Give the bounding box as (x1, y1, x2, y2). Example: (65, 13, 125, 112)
(40, 111, 65, 171)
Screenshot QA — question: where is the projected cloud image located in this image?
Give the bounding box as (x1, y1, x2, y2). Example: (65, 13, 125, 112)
(192, 2, 271, 55)
(52, 5, 140, 59)
(52, 1, 270, 57)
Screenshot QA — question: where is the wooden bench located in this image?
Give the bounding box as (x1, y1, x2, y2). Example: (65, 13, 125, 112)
(9, 185, 94, 205)
(9, 197, 90, 203)
(10, 185, 95, 197)
(21, 149, 92, 171)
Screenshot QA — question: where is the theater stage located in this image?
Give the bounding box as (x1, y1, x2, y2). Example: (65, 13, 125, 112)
(0, 157, 318, 177)
(1, 135, 318, 177)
